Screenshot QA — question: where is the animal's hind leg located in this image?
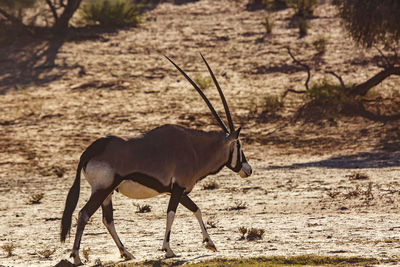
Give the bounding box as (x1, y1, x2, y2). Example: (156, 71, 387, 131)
(70, 182, 121, 265)
(180, 195, 217, 252)
(101, 194, 134, 260)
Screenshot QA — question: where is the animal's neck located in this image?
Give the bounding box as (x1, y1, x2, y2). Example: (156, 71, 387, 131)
(189, 130, 229, 179)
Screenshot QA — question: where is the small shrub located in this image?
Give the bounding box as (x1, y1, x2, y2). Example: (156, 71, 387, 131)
(228, 201, 247, 211)
(135, 204, 151, 213)
(312, 35, 328, 55)
(79, 0, 142, 27)
(346, 172, 370, 180)
(298, 17, 309, 36)
(238, 226, 247, 240)
(264, 0, 288, 11)
(83, 248, 90, 262)
(207, 219, 217, 229)
(37, 248, 55, 259)
(262, 95, 283, 113)
(1, 243, 15, 257)
(238, 227, 265, 241)
(262, 13, 274, 34)
(203, 181, 219, 190)
(29, 193, 44, 204)
(193, 75, 212, 90)
(246, 228, 265, 241)
(304, 78, 355, 119)
(286, 0, 318, 17)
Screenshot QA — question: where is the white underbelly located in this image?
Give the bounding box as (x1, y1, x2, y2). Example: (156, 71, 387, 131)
(117, 180, 160, 199)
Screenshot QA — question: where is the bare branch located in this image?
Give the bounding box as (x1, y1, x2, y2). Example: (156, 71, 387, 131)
(287, 47, 311, 91)
(45, 0, 59, 22)
(0, 7, 26, 28)
(374, 46, 392, 68)
(325, 71, 346, 90)
(281, 88, 306, 99)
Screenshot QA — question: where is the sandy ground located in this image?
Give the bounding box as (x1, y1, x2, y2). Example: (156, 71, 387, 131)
(1, 0, 400, 266)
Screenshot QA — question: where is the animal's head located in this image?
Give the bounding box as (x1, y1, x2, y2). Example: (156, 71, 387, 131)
(166, 54, 252, 178)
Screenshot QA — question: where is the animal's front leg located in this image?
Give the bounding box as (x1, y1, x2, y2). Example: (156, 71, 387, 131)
(162, 183, 184, 258)
(180, 195, 217, 252)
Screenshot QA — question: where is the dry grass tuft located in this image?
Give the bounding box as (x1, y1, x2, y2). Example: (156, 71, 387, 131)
(135, 204, 151, 213)
(37, 248, 56, 259)
(1, 243, 16, 257)
(203, 181, 219, 190)
(29, 193, 44, 204)
(238, 227, 265, 241)
(228, 201, 247, 211)
(83, 248, 91, 262)
(346, 172, 370, 180)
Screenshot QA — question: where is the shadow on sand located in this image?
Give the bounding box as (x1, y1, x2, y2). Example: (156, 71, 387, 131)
(266, 150, 400, 170)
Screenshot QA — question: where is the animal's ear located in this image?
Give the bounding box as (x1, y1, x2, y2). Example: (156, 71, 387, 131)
(225, 127, 241, 143)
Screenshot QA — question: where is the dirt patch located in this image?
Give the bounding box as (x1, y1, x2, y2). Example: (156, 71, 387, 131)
(0, 0, 400, 266)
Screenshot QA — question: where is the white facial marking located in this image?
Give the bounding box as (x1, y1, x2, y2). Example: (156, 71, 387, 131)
(230, 142, 238, 168)
(84, 160, 114, 191)
(117, 180, 160, 199)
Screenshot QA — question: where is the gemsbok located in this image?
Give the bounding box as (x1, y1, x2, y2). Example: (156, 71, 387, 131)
(60, 54, 252, 265)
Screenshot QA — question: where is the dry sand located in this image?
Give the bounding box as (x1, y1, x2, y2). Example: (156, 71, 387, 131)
(0, 0, 400, 266)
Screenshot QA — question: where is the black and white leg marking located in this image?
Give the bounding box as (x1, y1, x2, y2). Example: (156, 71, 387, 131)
(162, 183, 184, 258)
(70, 176, 123, 265)
(180, 195, 217, 252)
(101, 195, 134, 260)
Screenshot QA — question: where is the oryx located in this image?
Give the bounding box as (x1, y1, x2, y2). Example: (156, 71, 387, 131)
(60, 54, 252, 265)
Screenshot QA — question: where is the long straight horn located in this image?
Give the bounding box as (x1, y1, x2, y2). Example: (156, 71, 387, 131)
(200, 53, 235, 133)
(165, 55, 229, 133)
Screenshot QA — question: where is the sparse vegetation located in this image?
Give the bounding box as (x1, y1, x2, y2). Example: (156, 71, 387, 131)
(303, 78, 356, 120)
(206, 219, 217, 228)
(111, 255, 396, 266)
(286, 0, 318, 17)
(298, 17, 309, 37)
(1, 243, 15, 257)
(228, 201, 247, 211)
(28, 193, 44, 204)
(262, 13, 274, 34)
(239, 227, 265, 241)
(193, 75, 213, 90)
(262, 95, 283, 113)
(83, 248, 91, 262)
(78, 0, 142, 27)
(202, 180, 219, 190)
(347, 172, 370, 180)
(135, 203, 151, 213)
(312, 35, 328, 55)
(37, 248, 55, 259)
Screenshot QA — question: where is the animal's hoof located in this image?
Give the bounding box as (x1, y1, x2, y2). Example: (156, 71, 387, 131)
(164, 250, 177, 258)
(121, 250, 135, 260)
(205, 243, 217, 252)
(70, 252, 83, 266)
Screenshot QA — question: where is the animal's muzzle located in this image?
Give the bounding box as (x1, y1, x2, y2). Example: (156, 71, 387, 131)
(238, 162, 252, 178)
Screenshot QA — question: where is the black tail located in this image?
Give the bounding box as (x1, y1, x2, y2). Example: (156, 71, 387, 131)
(60, 136, 116, 242)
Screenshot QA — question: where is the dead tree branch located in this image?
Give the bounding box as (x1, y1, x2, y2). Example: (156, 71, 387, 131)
(45, 0, 59, 22)
(326, 71, 346, 90)
(287, 47, 311, 91)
